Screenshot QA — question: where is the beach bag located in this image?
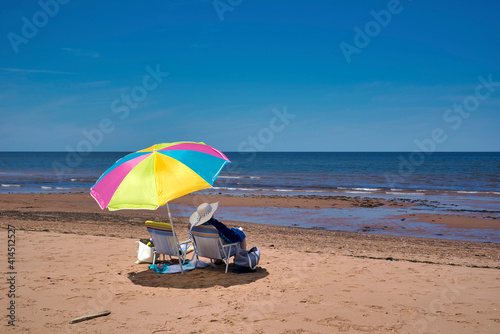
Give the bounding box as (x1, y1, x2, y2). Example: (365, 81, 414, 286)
(232, 247, 260, 273)
(136, 239, 155, 264)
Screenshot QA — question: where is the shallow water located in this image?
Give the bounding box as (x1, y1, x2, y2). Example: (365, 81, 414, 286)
(169, 200, 500, 243)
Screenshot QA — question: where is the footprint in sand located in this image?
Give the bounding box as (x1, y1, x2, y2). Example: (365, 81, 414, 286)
(114, 292, 136, 301)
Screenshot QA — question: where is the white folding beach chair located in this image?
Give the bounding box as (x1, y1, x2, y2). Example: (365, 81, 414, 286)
(190, 224, 240, 273)
(145, 221, 194, 274)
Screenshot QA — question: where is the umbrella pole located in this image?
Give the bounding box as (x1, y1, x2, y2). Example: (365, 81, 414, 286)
(166, 202, 187, 274)
(166, 202, 174, 226)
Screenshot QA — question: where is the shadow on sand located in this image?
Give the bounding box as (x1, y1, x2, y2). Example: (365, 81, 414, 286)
(127, 263, 269, 289)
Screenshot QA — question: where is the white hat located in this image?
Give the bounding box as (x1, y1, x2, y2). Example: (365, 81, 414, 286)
(189, 202, 219, 226)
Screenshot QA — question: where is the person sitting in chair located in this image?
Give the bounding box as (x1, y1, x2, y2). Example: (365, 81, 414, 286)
(189, 202, 247, 250)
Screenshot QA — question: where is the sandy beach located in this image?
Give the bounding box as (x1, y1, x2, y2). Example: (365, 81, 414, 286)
(1, 192, 499, 333)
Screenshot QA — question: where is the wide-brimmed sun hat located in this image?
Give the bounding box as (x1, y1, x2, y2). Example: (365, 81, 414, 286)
(189, 202, 219, 226)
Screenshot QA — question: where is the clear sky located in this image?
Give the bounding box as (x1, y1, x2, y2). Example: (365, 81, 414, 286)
(1, 0, 499, 152)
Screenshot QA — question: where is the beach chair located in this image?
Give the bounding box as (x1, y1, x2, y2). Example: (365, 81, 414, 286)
(145, 221, 193, 274)
(190, 224, 240, 273)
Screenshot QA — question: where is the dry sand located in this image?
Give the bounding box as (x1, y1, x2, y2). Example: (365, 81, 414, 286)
(1, 193, 499, 333)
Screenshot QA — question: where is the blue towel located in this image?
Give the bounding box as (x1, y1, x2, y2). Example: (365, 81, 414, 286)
(149, 260, 209, 274)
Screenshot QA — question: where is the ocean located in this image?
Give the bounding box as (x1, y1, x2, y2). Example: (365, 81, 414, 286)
(1, 151, 499, 197)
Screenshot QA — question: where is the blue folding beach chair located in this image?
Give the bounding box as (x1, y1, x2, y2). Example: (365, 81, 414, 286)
(145, 221, 194, 274)
(189, 224, 240, 273)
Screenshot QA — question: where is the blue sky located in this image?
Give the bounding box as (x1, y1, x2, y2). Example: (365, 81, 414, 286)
(1, 0, 499, 152)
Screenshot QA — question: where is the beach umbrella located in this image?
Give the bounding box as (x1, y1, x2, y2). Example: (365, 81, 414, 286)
(90, 142, 230, 223)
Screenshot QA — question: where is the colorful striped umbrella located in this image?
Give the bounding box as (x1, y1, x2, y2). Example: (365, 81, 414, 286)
(90, 142, 230, 212)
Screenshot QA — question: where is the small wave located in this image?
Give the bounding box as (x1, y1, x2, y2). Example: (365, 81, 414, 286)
(214, 186, 402, 195)
(41, 186, 54, 189)
(386, 191, 420, 195)
(214, 186, 319, 193)
(455, 190, 500, 196)
(332, 187, 383, 193)
(212, 187, 262, 192)
(218, 176, 262, 179)
(301, 189, 328, 193)
(352, 188, 381, 192)
(211, 185, 500, 198)
(55, 187, 71, 190)
(70, 178, 94, 182)
(1, 184, 22, 187)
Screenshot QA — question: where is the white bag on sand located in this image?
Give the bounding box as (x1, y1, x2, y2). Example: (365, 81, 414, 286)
(136, 239, 155, 264)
